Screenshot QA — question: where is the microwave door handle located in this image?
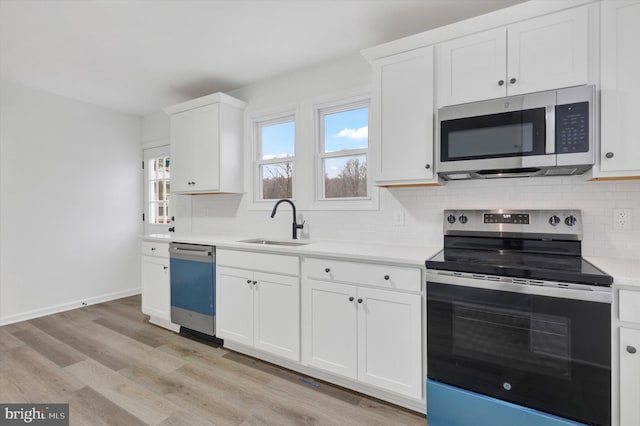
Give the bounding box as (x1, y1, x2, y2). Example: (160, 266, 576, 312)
(545, 105, 555, 154)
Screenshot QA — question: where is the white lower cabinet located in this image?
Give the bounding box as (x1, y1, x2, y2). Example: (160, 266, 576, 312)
(141, 241, 178, 331)
(619, 327, 640, 425)
(302, 260, 423, 400)
(216, 249, 300, 361)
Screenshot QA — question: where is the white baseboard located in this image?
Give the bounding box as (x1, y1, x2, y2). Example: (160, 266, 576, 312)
(0, 287, 141, 326)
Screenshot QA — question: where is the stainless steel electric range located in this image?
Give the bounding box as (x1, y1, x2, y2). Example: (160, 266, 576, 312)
(425, 209, 613, 426)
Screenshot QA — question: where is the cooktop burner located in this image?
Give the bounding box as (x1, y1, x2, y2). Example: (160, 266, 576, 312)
(426, 209, 613, 287)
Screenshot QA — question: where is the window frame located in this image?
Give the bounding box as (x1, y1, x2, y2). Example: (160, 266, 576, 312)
(252, 111, 296, 204)
(315, 96, 373, 205)
(143, 144, 172, 234)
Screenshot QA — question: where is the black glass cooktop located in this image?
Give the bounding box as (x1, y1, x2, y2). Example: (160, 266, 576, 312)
(426, 236, 613, 287)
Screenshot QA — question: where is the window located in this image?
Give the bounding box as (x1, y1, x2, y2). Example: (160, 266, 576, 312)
(318, 99, 369, 199)
(255, 115, 295, 200)
(146, 153, 171, 225)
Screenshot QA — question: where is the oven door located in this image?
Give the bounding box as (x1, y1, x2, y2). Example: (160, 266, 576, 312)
(426, 271, 611, 426)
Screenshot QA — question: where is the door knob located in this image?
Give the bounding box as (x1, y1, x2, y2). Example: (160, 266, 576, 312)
(605, 152, 614, 159)
(509, 78, 517, 84)
(627, 345, 637, 354)
(325, 268, 331, 273)
(424, 164, 431, 170)
(246, 279, 252, 284)
(357, 298, 363, 304)
(498, 80, 505, 86)
(348, 297, 354, 302)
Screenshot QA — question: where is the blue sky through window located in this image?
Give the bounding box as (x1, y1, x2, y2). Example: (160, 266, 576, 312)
(324, 107, 368, 153)
(262, 120, 295, 160)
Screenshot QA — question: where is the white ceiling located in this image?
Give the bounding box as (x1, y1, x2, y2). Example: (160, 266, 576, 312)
(0, 0, 524, 116)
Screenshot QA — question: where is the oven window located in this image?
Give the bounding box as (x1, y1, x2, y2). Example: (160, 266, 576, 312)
(452, 303, 571, 379)
(441, 108, 545, 161)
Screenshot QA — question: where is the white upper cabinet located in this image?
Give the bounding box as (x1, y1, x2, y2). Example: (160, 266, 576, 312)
(596, 0, 640, 178)
(437, 6, 589, 107)
(372, 46, 437, 186)
(438, 28, 507, 106)
(164, 93, 247, 194)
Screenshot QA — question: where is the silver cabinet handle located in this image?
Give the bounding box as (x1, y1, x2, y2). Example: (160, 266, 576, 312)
(628, 345, 637, 354)
(169, 247, 211, 257)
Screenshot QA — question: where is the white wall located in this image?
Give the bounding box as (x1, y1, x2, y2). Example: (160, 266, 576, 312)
(0, 81, 142, 324)
(144, 54, 640, 261)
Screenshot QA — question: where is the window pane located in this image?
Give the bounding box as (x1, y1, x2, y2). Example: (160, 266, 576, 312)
(261, 121, 295, 160)
(261, 162, 292, 199)
(324, 155, 367, 198)
(324, 106, 368, 153)
(147, 154, 171, 225)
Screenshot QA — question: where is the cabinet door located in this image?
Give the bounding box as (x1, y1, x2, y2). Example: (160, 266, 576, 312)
(356, 287, 422, 399)
(375, 46, 435, 185)
(302, 279, 357, 379)
(216, 266, 253, 346)
(253, 272, 300, 361)
(191, 103, 220, 192)
(169, 111, 194, 193)
(507, 6, 588, 96)
(141, 256, 170, 320)
(437, 27, 507, 106)
(620, 327, 640, 426)
(599, 1, 640, 175)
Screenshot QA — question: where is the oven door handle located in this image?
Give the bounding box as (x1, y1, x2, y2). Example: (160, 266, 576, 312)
(425, 270, 612, 304)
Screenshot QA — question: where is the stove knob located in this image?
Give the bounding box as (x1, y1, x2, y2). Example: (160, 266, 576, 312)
(548, 215, 561, 226)
(565, 215, 577, 227)
(459, 214, 468, 224)
(446, 214, 456, 224)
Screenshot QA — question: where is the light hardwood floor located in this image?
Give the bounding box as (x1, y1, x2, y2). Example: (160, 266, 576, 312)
(0, 295, 427, 425)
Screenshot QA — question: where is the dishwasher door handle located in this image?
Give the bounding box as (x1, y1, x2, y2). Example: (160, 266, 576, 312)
(169, 247, 212, 257)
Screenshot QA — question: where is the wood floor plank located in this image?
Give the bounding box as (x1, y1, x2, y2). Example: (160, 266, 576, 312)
(66, 386, 148, 426)
(64, 358, 177, 425)
(93, 316, 167, 348)
(0, 326, 25, 351)
(29, 316, 132, 371)
(0, 345, 84, 403)
(12, 325, 86, 367)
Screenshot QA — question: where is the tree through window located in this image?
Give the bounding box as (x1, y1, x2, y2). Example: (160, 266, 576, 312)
(255, 115, 295, 200)
(318, 100, 369, 199)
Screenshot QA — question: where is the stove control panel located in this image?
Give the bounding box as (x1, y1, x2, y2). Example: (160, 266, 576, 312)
(443, 209, 583, 239)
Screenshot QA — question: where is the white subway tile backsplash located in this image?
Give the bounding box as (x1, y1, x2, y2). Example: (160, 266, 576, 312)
(185, 175, 640, 261)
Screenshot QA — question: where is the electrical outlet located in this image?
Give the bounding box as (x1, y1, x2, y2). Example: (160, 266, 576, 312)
(393, 208, 405, 227)
(613, 209, 633, 230)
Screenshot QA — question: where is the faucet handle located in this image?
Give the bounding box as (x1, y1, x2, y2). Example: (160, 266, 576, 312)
(296, 220, 305, 229)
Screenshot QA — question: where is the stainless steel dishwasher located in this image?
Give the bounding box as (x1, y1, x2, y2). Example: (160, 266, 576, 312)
(169, 243, 216, 337)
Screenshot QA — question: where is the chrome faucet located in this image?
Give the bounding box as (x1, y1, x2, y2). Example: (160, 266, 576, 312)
(270, 199, 304, 239)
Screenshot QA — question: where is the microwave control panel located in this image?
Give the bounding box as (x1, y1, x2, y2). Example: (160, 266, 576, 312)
(555, 102, 589, 153)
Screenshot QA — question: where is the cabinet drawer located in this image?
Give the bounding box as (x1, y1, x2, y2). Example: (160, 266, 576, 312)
(142, 241, 169, 258)
(303, 258, 421, 292)
(619, 290, 640, 324)
(217, 249, 299, 276)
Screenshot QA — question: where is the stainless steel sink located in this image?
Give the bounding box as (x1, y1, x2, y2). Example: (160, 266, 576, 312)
(238, 238, 310, 247)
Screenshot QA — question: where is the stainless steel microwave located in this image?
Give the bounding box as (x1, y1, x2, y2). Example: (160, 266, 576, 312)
(436, 85, 595, 180)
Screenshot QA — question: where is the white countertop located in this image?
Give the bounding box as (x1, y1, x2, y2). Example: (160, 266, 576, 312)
(143, 233, 442, 268)
(585, 256, 640, 288)
(144, 234, 639, 286)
